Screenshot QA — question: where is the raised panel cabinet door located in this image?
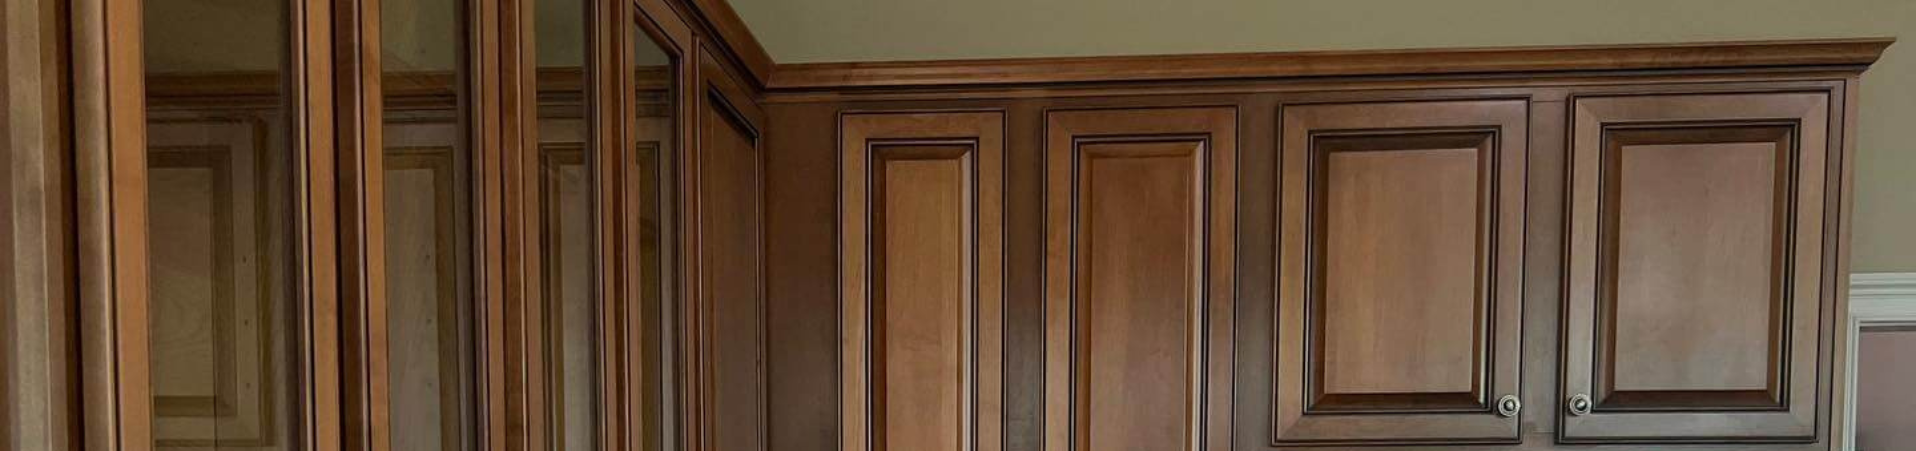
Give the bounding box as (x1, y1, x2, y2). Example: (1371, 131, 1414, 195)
(1272, 99, 1528, 445)
(840, 111, 1005, 451)
(1563, 92, 1833, 443)
(698, 51, 770, 451)
(1044, 107, 1236, 451)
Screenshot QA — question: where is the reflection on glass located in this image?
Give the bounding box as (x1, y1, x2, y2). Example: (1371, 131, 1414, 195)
(536, 0, 596, 447)
(382, 0, 476, 449)
(143, 0, 302, 449)
(630, 18, 675, 451)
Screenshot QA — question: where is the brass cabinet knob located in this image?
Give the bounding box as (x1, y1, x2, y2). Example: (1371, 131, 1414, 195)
(1496, 395, 1522, 417)
(1566, 394, 1593, 416)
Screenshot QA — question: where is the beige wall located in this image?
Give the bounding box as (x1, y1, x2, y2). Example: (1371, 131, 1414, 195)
(732, 0, 1916, 272)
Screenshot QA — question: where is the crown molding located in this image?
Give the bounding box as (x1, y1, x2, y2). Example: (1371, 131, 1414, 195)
(1853, 272, 1916, 316)
(764, 38, 1894, 91)
(683, 0, 776, 87)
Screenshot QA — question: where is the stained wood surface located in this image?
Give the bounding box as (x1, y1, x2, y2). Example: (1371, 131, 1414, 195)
(840, 111, 1005, 451)
(1563, 92, 1832, 443)
(768, 39, 1892, 90)
(1044, 107, 1236, 451)
(1274, 99, 1527, 445)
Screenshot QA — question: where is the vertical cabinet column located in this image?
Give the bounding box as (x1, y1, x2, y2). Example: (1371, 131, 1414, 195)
(839, 111, 1006, 451)
(1271, 99, 1529, 445)
(695, 50, 770, 451)
(1561, 92, 1834, 443)
(1044, 107, 1237, 451)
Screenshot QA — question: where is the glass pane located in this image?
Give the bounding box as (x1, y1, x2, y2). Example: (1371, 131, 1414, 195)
(630, 17, 675, 451)
(382, 0, 476, 448)
(1857, 327, 1916, 450)
(536, 0, 596, 448)
(143, 0, 302, 449)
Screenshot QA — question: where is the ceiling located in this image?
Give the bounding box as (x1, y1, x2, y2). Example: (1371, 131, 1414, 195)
(727, 0, 1910, 63)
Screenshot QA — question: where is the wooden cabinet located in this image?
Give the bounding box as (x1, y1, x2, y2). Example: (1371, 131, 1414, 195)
(838, 111, 1006, 451)
(1043, 107, 1237, 451)
(699, 51, 771, 451)
(1272, 100, 1529, 445)
(1561, 92, 1834, 443)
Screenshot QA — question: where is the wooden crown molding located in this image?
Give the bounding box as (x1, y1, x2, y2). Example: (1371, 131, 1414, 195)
(764, 38, 1895, 90)
(684, 0, 776, 87)
(145, 67, 671, 107)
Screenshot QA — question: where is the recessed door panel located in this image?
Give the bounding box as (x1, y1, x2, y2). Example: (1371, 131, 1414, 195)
(1564, 93, 1831, 443)
(1274, 100, 1527, 445)
(699, 52, 769, 451)
(1044, 107, 1236, 451)
(840, 112, 1005, 451)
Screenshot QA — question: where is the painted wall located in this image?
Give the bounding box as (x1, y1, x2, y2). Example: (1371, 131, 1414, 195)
(732, 0, 1916, 272)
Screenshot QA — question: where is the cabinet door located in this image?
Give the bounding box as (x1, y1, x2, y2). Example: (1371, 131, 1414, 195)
(1272, 100, 1528, 445)
(840, 111, 1005, 451)
(698, 51, 770, 451)
(1044, 107, 1236, 451)
(1562, 93, 1832, 443)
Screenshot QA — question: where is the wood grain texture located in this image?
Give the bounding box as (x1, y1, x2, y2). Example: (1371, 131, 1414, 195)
(840, 111, 1005, 451)
(1564, 92, 1832, 443)
(767, 38, 1893, 90)
(1, 0, 80, 445)
(1274, 100, 1528, 445)
(1044, 107, 1235, 451)
(697, 50, 768, 451)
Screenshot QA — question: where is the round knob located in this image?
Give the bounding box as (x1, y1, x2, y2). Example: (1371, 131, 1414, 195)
(1495, 395, 1521, 417)
(1566, 394, 1592, 416)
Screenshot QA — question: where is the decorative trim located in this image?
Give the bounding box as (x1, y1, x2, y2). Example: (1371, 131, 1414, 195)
(768, 38, 1894, 90)
(1851, 272, 1916, 309)
(1842, 272, 1916, 451)
(684, 0, 776, 86)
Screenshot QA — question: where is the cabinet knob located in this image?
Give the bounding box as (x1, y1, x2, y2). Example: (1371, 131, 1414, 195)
(1495, 395, 1521, 417)
(1566, 394, 1592, 416)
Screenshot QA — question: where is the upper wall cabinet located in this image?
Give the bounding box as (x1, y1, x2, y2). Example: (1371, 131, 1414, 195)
(1561, 92, 1833, 443)
(1045, 107, 1237, 451)
(1272, 100, 1528, 445)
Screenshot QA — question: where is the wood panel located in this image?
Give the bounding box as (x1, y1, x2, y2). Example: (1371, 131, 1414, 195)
(382, 146, 465, 451)
(698, 51, 767, 451)
(146, 117, 286, 448)
(1564, 92, 1832, 443)
(1273, 100, 1527, 445)
(839, 111, 1005, 451)
(1272, 99, 1525, 443)
(1044, 107, 1235, 451)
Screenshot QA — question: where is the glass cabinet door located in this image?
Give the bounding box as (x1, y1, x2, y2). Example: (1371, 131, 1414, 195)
(381, 0, 478, 448)
(92, 0, 690, 448)
(143, 0, 304, 448)
(537, 0, 680, 450)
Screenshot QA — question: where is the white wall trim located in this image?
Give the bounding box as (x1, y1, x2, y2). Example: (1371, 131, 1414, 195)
(1852, 272, 1916, 315)
(1842, 272, 1916, 451)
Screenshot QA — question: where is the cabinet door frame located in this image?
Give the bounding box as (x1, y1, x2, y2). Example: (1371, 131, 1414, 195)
(1043, 106, 1237, 451)
(69, 0, 346, 447)
(689, 45, 770, 451)
(1561, 91, 1834, 444)
(839, 110, 1006, 451)
(1272, 99, 1529, 445)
